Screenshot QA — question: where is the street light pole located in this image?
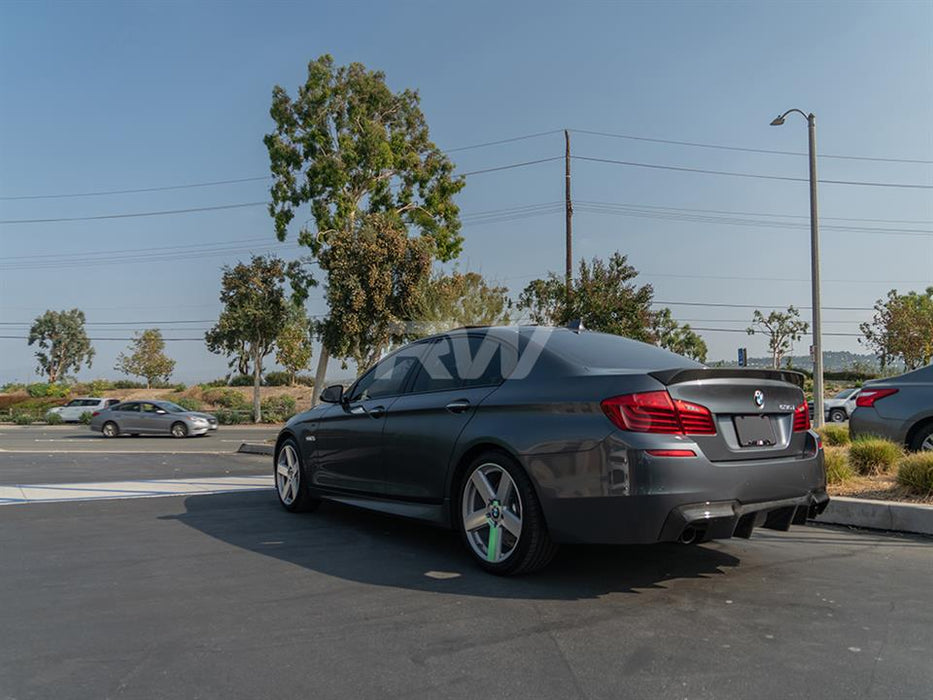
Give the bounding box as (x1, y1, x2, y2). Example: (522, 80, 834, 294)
(771, 109, 823, 428)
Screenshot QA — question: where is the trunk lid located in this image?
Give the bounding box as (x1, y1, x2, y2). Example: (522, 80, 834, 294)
(649, 368, 809, 462)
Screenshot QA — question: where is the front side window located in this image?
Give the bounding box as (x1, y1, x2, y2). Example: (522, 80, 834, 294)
(120, 403, 140, 413)
(410, 334, 508, 393)
(347, 345, 426, 402)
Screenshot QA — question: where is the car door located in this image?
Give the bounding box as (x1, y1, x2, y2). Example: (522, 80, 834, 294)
(115, 402, 142, 432)
(382, 333, 507, 501)
(60, 400, 83, 421)
(139, 402, 171, 434)
(312, 344, 426, 495)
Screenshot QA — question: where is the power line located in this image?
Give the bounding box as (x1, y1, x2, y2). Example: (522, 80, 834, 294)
(691, 326, 862, 338)
(0, 176, 271, 202)
(573, 155, 933, 189)
(571, 128, 933, 165)
(458, 157, 563, 177)
(653, 300, 876, 311)
(444, 130, 564, 153)
(0, 201, 269, 225)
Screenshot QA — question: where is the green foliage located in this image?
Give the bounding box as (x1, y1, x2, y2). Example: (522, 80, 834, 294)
(848, 437, 902, 476)
(114, 329, 176, 388)
(26, 382, 70, 398)
(45, 412, 64, 425)
(12, 412, 33, 425)
(519, 253, 656, 341)
(112, 379, 147, 389)
(824, 447, 854, 485)
(319, 214, 434, 373)
(264, 371, 293, 387)
(860, 287, 933, 370)
(260, 395, 297, 423)
(202, 388, 250, 410)
(1, 382, 26, 393)
(747, 306, 809, 369)
(896, 452, 933, 497)
(294, 374, 315, 387)
(275, 307, 313, 384)
(413, 271, 511, 337)
(818, 424, 851, 447)
(174, 397, 203, 412)
(213, 407, 251, 425)
(206, 255, 296, 422)
(228, 374, 254, 387)
(650, 308, 708, 362)
(78, 411, 93, 424)
(200, 378, 229, 388)
(27, 309, 95, 382)
(265, 54, 464, 265)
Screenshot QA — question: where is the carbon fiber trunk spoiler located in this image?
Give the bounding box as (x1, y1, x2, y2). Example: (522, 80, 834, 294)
(649, 367, 806, 389)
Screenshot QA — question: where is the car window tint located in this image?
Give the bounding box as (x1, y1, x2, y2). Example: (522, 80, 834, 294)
(458, 334, 505, 387)
(141, 403, 160, 413)
(67, 400, 81, 407)
(83, 399, 99, 406)
(349, 346, 424, 401)
(410, 337, 461, 393)
(543, 329, 702, 370)
(121, 403, 140, 413)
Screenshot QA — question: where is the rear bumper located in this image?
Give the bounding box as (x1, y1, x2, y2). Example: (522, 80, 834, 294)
(525, 435, 827, 545)
(849, 408, 905, 445)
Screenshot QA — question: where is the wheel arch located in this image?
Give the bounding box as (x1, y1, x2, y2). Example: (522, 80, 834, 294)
(905, 415, 933, 450)
(274, 429, 298, 460)
(446, 440, 539, 528)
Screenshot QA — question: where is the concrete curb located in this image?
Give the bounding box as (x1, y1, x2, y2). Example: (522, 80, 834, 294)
(237, 442, 274, 456)
(812, 496, 933, 536)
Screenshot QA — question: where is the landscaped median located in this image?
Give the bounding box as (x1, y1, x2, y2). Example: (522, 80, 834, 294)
(811, 425, 933, 536)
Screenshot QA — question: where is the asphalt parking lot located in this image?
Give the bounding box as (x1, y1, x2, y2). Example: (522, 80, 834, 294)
(1, 440, 931, 699)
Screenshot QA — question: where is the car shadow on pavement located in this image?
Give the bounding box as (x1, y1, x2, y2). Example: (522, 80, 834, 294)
(169, 490, 742, 600)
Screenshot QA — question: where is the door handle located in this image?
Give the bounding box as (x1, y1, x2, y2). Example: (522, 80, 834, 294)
(446, 400, 471, 414)
(368, 405, 386, 419)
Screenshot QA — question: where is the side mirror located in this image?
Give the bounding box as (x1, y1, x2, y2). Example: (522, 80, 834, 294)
(319, 385, 344, 404)
(156, 409, 167, 415)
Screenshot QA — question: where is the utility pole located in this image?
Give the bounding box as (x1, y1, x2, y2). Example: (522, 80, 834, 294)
(770, 108, 823, 428)
(564, 129, 573, 297)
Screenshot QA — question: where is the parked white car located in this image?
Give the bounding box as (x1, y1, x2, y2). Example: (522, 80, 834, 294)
(46, 397, 121, 423)
(824, 387, 859, 423)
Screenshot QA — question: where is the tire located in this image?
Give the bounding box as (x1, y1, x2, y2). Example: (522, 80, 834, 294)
(829, 409, 847, 423)
(457, 450, 558, 575)
(274, 438, 319, 513)
(171, 422, 188, 439)
(909, 423, 933, 452)
(101, 421, 119, 438)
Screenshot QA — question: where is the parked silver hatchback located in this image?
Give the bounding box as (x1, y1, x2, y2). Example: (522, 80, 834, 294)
(89, 400, 218, 438)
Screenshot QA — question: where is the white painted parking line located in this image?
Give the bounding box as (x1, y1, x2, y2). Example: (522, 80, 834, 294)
(0, 474, 273, 505)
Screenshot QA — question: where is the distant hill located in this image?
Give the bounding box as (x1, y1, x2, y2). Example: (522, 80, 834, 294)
(716, 351, 893, 373)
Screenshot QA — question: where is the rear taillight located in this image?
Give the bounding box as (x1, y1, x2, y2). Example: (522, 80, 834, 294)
(793, 402, 810, 432)
(601, 391, 715, 435)
(856, 388, 899, 408)
(646, 449, 697, 457)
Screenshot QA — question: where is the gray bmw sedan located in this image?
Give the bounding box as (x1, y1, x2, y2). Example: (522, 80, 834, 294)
(273, 327, 827, 575)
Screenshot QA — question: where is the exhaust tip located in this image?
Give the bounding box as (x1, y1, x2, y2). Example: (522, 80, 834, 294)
(679, 527, 699, 545)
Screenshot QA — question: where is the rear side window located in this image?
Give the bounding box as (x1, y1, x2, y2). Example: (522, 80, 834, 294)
(119, 403, 140, 413)
(543, 330, 703, 370)
(410, 334, 507, 393)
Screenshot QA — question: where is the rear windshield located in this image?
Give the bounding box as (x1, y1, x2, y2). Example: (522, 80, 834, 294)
(541, 329, 703, 371)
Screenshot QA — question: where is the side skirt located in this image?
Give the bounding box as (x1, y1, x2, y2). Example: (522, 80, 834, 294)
(309, 488, 451, 528)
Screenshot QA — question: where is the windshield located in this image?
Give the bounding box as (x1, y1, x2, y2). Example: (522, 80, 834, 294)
(835, 388, 857, 399)
(157, 401, 188, 413)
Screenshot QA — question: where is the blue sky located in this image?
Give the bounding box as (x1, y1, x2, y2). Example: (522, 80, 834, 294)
(1, 0, 931, 383)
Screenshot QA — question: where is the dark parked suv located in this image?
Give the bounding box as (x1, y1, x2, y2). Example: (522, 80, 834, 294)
(273, 327, 828, 574)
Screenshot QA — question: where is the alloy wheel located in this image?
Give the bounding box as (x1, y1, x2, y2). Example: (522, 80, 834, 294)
(171, 423, 187, 438)
(461, 463, 523, 564)
(922, 435, 933, 452)
(276, 444, 301, 506)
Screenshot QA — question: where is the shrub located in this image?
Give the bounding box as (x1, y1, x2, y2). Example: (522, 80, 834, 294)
(823, 447, 854, 485)
(78, 411, 94, 424)
(175, 397, 203, 412)
(13, 412, 33, 425)
(848, 437, 902, 476)
(200, 378, 229, 388)
(896, 452, 933, 497)
(214, 407, 252, 425)
(203, 388, 250, 410)
(1, 382, 26, 393)
(229, 374, 254, 387)
(112, 380, 146, 389)
(295, 373, 315, 387)
(26, 383, 70, 398)
(45, 412, 64, 425)
(264, 371, 292, 387)
(260, 395, 297, 423)
(818, 424, 850, 447)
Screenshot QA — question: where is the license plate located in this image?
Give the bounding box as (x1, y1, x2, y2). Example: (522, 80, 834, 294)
(734, 415, 776, 447)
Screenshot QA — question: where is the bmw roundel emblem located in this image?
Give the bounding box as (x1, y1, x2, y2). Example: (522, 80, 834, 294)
(754, 390, 765, 409)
